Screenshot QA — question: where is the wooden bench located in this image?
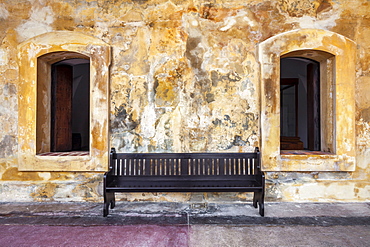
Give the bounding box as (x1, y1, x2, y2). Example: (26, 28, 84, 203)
(103, 147, 265, 217)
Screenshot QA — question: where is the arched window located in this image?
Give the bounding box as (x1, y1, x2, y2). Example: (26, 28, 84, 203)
(18, 32, 110, 171)
(258, 29, 356, 171)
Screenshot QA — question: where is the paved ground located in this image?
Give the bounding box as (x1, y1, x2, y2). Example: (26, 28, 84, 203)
(0, 202, 369, 246)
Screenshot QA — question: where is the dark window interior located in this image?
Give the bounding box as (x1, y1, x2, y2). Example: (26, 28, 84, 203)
(51, 59, 90, 152)
(280, 57, 320, 151)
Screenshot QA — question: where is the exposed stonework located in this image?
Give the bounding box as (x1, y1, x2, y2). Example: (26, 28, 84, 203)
(0, 0, 369, 203)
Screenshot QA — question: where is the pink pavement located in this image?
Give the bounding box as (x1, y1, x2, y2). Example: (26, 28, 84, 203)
(0, 225, 188, 247)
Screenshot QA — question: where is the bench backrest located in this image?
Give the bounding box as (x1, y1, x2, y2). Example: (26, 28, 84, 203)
(109, 148, 261, 177)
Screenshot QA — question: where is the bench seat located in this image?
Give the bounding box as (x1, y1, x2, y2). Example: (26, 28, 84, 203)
(106, 176, 263, 191)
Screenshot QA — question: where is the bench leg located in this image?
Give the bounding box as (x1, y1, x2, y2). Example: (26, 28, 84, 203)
(103, 202, 109, 217)
(259, 200, 265, 217)
(259, 190, 265, 216)
(253, 192, 258, 208)
(103, 191, 115, 217)
(110, 197, 115, 209)
(253, 191, 265, 217)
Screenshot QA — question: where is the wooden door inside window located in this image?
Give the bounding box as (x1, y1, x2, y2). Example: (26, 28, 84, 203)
(51, 64, 73, 152)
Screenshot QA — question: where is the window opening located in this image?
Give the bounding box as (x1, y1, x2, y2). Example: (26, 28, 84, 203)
(280, 57, 320, 151)
(258, 29, 356, 171)
(51, 59, 90, 152)
(18, 31, 111, 171)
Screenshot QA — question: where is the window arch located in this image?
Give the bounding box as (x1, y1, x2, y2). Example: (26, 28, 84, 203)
(258, 29, 356, 171)
(18, 31, 111, 171)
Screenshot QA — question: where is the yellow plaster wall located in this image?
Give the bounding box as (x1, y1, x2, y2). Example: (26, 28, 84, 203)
(0, 0, 369, 203)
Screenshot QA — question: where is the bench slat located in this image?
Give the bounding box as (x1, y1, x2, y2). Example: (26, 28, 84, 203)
(109, 158, 260, 176)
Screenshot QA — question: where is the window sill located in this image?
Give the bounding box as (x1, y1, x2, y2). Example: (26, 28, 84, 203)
(18, 151, 102, 172)
(37, 151, 90, 157)
(280, 150, 333, 155)
(278, 151, 355, 172)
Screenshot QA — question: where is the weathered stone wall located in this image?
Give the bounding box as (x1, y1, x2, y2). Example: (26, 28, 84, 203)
(0, 0, 369, 202)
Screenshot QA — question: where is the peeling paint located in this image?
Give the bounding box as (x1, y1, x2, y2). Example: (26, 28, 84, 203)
(0, 4, 9, 19)
(0, 0, 368, 203)
(0, 135, 17, 158)
(16, 6, 54, 42)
